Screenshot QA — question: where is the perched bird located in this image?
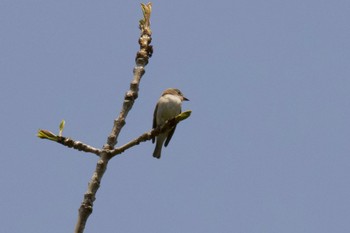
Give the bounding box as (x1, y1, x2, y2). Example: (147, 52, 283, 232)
(152, 88, 189, 159)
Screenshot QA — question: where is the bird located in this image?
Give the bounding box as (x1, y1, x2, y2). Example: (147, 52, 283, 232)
(152, 88, 189, 159)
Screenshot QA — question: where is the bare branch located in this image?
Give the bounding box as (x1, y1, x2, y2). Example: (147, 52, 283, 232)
(104, 2, 153, 150)
(74, 3, 153, 233)
(38, 109, 191, 162)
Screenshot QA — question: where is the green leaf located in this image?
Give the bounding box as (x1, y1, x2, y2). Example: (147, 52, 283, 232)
(59, 120, 65, 136)
(37, 129, 58, 141)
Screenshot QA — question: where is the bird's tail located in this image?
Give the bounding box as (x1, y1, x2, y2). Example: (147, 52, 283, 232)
(153, 140, 163, 159)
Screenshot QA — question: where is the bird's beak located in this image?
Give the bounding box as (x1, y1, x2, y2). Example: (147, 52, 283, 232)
(183, 97, 189, 101)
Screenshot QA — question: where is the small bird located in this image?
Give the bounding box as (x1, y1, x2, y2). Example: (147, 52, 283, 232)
(152, 88, 189, 159)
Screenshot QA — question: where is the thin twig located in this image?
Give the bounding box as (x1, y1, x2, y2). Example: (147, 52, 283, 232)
(37, 109, 191, 160)
(110, 111, 192, 158)
(57, 137, 101, 156)
(37, 130, 101, 156)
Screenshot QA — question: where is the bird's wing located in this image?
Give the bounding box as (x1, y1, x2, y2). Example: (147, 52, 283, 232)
(164, 106, 181, 147)
(152, 103, 158, 143)
(164, 125, 176, 147)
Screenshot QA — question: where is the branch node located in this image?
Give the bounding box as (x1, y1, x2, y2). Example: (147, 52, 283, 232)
(125, 91, 135, 100)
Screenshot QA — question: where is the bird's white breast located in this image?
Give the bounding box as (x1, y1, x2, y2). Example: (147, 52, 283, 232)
(156, 94, 182, 125)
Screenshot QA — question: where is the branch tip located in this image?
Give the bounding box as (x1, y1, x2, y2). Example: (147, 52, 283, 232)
(139, 2, 152, 34)
(37, 129, 58, 142)
(175, 110, 192, 122)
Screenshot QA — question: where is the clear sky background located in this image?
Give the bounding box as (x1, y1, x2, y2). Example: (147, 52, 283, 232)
(1, 1, 349, 232)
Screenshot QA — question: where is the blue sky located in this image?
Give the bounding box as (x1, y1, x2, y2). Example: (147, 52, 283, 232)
(1, 1, 349, 232)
